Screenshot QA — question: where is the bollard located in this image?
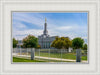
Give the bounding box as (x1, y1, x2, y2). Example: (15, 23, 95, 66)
(31, 48, 35, 60)
(76, 49, 81, 62)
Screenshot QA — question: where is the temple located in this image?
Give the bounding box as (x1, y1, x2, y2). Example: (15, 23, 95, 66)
(38, 18, 58, 49)
(16, 18, 73, 52)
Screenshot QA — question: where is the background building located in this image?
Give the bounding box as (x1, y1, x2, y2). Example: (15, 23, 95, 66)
(17, 40, 23, 48)
(38, 18, 58, 49)
(16, 18, 73, 52)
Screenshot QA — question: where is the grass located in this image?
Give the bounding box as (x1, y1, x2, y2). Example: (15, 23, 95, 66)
(13, 57, 44, 62)
(15, 49, 87, 62)
(35, 52, 87, 60)
(13, 57, 73, 62)
(35, 58, 73, 62)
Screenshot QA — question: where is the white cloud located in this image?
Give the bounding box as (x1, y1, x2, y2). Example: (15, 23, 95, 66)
(13, 24, 87, 40)
(13, 12, 44, 27)
(13, 22, 27, 29)
(12, 12, 87, 42)
(13, 29, 43, 40)
(54, 26, 72, 31)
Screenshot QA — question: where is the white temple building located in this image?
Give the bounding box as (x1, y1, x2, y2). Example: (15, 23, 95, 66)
(38, 18, 58, 49)
(16, 18, 73, 52)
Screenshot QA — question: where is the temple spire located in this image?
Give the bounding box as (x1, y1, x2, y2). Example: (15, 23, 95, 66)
(43, 18, 48, 35)
(45, 17, 47, 23)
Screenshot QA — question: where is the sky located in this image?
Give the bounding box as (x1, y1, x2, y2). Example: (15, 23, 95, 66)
(12, 12, 88, 43)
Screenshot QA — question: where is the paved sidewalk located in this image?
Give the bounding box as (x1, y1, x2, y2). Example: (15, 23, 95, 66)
(35, 56, 76, 62)
(13, 53, 87, 63)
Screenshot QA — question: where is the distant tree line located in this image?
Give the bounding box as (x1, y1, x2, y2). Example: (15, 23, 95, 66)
(51, 37, 72, 49)
(13, 35, 87, 50)
(51, 37, 87, 50)
(13, 38, 18, 48)
(13, 35, 40, 48)
(22, 35, 38, 48)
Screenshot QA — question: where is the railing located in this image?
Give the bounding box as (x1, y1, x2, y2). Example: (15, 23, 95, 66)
(13, 48, 87, 62)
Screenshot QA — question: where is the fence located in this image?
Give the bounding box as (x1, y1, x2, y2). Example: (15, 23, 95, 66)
(13, 48, 87, 62)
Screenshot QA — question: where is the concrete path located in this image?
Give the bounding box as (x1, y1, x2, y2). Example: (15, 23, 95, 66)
(35, 56, 76, 62)
(13, 53, 87, 63)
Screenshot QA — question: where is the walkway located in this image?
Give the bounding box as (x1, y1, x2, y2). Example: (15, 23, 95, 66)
(13, 53, 87, 63)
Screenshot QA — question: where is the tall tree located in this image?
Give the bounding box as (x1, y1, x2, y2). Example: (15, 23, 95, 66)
(22, 35, 38, 48)
(72, 37, 84, 49)
(13, 38, 18, 48)
(83, 44, 87, 50)
(72, 37, 84, 62)
(51, 37, 72, 49)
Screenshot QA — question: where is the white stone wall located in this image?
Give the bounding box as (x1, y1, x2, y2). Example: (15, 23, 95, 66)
(38, 35, 56, 49)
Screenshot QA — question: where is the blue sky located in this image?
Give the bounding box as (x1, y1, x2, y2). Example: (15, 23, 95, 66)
(12, 12, 88, 43)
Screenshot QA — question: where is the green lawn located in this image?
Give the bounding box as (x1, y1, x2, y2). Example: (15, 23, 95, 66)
(13, 57, 44, 62)
(35, 52, 87, 60)
(13, 57, 73, 62)
(15, 49, 87, 62)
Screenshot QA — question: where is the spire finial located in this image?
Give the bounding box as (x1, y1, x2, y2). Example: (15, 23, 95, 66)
(45, 17, 47, 23)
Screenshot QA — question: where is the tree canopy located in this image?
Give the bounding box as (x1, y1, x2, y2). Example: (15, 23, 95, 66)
(22, 35, 38, 48)
(13, 38, 18, 48)
(51, 37, 72, 49)
(36, 45, 41, 49)
(83, 44, 87, 50)
(72, 37, 84, 49)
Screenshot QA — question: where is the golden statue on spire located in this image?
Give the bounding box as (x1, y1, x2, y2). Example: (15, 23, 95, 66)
(45, 17, 47, 23)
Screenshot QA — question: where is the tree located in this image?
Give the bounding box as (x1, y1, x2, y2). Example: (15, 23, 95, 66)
(51, 37, 72, 49)
(13, 38, 18, 48)
(72, 37, 84, 49)
(36, 45, 41, 49)
(22, 35, 38, 48)
(83, 44, 87, 50)
(72, 37, 84, 62)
